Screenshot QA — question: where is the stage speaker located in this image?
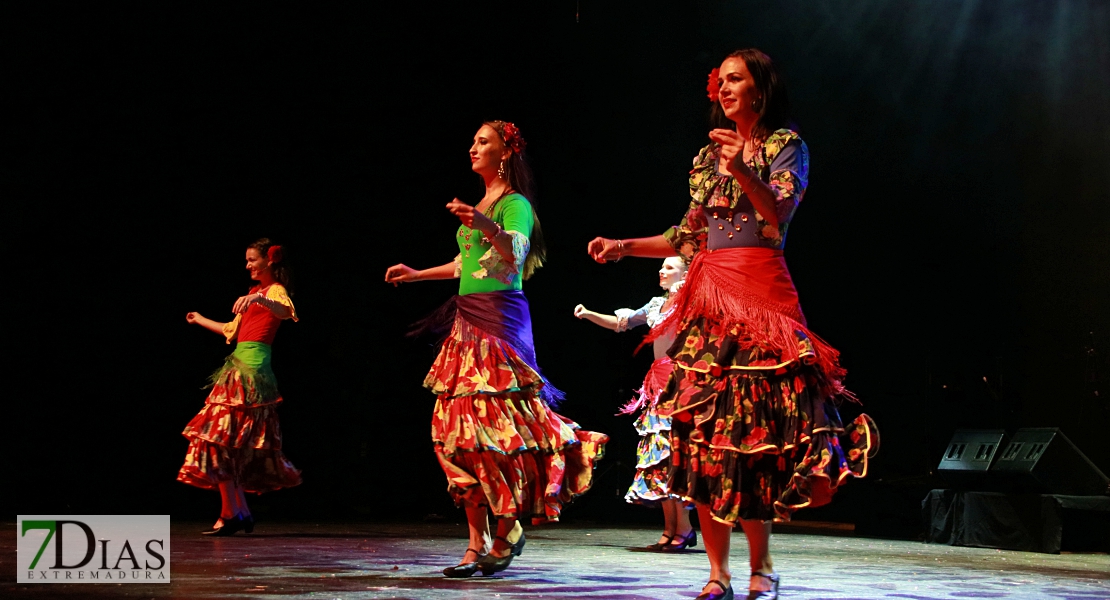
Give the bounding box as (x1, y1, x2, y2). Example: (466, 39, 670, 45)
(936, 429, 1006, 489)
(991, 428, 1110, 496)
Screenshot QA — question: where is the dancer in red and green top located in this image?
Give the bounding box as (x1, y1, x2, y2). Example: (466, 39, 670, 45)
(180, 238, 302, 536)
(386, 121, 607, 578)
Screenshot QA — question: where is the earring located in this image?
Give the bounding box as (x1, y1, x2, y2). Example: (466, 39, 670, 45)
(751, 97, 763, 112)
(498, 161, 506, 179)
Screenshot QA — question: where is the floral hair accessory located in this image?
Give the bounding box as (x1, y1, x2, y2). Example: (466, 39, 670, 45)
(501, 121, 526, 154)
(707, 67, 720, 102)
(267, 245, 283, 264)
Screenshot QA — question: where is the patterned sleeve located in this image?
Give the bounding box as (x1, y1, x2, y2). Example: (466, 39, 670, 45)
(452, 253, 462, 279)
(662, 201, 707, 261)
(266, 284, 298, 321)
(474, 195, 534, 285)
(767, 136, 809, 225)
(222, 314, 242, 345)
(614, 297, 661, 332)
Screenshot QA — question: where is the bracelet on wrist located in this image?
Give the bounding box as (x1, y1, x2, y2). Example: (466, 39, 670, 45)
(614, 239, 625, 262)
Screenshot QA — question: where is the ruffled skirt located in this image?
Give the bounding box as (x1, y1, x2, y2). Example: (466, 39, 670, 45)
(624, 357, 687, 506)
(426, 314, 608, 524)
(177, 342, 302, 493)
(655, 248, 876, 524)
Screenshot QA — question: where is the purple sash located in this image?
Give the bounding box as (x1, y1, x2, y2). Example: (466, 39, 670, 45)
(411, 290, 564, 405)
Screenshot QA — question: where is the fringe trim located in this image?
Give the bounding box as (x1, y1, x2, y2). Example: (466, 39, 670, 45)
(648, 252, 849, 399)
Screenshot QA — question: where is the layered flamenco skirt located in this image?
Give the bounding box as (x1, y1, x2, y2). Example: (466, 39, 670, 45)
(624, 356, 689, 507)
(655, 248, 877, 524)
(178, 342, 302, 493)
(425, 294, 608, 525)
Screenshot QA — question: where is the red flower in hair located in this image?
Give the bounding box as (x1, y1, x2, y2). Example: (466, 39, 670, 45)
(707, 67, 720, 102)
(501, 122, 526, 154)
(267, 245, 283, 264)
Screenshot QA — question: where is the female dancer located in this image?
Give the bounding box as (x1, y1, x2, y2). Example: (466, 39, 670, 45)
(587, 50, 875, 600)
(385, 121, 607, 577)
(179, 238, 302, 536)
(573, 256, 697, 551)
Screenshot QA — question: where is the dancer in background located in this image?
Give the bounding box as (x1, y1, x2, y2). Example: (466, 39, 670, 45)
(180, 238, 302, 536)
(586, 50, 876, 600)
(385, 121, 607, 578)
(573, 256, 696, 552)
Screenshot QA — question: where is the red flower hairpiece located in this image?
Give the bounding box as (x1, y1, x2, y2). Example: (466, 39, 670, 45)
(267, 245, 283, 264)
(707, 68, 720, 102)
(501, 122, 526, 154)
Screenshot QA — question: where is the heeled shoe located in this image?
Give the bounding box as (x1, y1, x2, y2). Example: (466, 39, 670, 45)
(442, 548, 485, 578)
(746, 572, 779, 600)
(660, 529, 697, 552)
(645, 534, 674, 551)
(476, 532, 525, 575)
(201, 514, 247, 537)
(695, 579, 734, 600)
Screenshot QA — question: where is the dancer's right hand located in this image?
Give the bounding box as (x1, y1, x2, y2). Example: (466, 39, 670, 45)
(587, 237, 620, 263)
(573, 304, 589, 318)
(186, 312, 202, 324)
(385, 264, 419, 286)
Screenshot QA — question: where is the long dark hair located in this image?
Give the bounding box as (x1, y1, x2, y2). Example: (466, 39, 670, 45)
(710, 48, 794, 141)
(484, 120, 546, 280)
(248, 237, 294, 294)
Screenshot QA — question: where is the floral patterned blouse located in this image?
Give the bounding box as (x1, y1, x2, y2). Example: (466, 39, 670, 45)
(663, 129, 809, 257)
(453, 193, 533, 295)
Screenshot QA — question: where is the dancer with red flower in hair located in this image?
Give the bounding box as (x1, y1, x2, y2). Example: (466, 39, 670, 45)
(587, 50, 877, 600)
(386, 121, 608, 577)
(179, 238, 302, 536)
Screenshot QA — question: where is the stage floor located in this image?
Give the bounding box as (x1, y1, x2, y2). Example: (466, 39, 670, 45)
(3, 521, 1109, 599)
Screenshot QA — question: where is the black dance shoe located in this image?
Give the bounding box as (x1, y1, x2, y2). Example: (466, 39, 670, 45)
(442, 548, 485, 578)
(695, 579, 734, 600)
(476, 532, 525, 575)
(746, 572, 779, 600)
(660, 529, 698, 552)
(201, 515, 247, 537)
(243, 515, 255, 534)
(645, 534, 674, 551)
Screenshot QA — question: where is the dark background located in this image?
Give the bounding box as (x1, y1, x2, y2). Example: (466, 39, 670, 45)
(5, 1, 1108, 537)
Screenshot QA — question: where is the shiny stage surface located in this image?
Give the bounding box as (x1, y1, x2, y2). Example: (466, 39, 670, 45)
(2, 521, 1108, 599)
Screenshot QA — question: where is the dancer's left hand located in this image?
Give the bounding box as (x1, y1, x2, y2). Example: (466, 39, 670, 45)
(447, 198, 496, 234)
(232, 293, 262, 314)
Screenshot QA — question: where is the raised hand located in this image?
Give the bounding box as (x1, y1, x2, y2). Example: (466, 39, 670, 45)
(709, 128, 746, 173)
(587, 237, 621, 263)
(186, 312, 202, 324)
(447, 198, 495, 234)
(233, 293, 262, 314)
(385, 263, 420, 286)
(573, 304, 588, 318)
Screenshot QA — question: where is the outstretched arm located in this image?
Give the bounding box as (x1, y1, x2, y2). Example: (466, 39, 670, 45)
(587, 235, 675, 263)
(385, 261, 459, 286)
(232, 292, 293, 319)
(186, 312, 228, 336)
(573, 304, 620, 330)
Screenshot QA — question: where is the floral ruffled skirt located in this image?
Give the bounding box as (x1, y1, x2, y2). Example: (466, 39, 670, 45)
(426, 315, 607, 524)
(178, 342, 302, 493)
(655, 248, 876, 524)
(624, 357, 688, 506)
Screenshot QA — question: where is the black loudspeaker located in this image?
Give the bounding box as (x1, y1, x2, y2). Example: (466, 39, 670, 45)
(991, 428, 1110, 496)
(937, 429, 1007, 489)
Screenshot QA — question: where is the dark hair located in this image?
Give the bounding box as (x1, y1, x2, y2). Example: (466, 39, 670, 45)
(484, 120, 547, 280)
(710, 48, 794, 141)
(248, 237, 294, 294)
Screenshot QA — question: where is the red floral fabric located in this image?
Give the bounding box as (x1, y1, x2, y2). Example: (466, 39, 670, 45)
(426, 316, 608, 524)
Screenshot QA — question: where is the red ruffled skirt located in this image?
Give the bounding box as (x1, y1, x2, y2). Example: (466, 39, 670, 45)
(178, 344, 302, 493)
(654, 248, 877, 524)
(426, 315, 608, 524)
